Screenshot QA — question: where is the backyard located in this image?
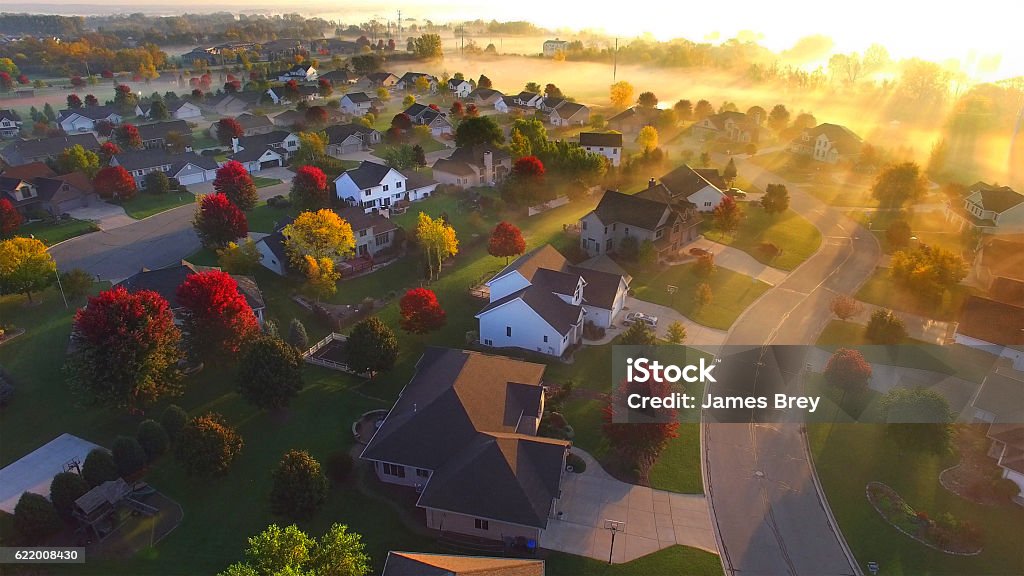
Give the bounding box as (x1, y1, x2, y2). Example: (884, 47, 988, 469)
(19, 218, 99, 246)
(703, 205, 822, 270)
(630, 263, 771, 330)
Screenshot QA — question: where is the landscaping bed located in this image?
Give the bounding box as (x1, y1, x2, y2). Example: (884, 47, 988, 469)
(939, 426, 1023, 507)
(866, 481, 982, 555)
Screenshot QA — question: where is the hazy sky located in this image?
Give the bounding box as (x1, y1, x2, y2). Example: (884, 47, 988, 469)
(23, 0, 1022, 78)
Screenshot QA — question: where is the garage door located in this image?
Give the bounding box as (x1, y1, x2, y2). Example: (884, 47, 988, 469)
(177, 172, 206, 186)
(260, 159, 281, 170)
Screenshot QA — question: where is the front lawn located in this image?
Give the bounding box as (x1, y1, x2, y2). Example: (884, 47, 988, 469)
(630, 264, 771, 330)
(809, 422, 1024, 575)
(546, 544, 723, 576)
(845, 209, 966, 255)
(246, 201, 297, 234)
(252, 176, 284, 188)
(118, 191, 196, 220)
(703, 205, 822, 270)
(373, 138, 446, 158)
(19, 218, 99, 245)
(855, 268, 976, 322)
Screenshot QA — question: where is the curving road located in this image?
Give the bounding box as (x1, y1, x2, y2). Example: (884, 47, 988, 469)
(702, 154, 880, 576)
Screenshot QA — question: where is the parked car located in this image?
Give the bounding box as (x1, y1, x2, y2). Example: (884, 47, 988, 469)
(727, 188, 748, 198)
(689, 247, 710, 257)
(623, 311, 658, 327)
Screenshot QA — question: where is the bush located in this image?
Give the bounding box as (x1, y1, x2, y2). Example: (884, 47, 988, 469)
(582, 321, 606, 340)
(618, 236, 639, 261)
(757, 242, 781, 258)
(13, 492, 62, 543)
(287, 318, 309, 350)
(82, 449, 118, 486)
(174, 413, 244, 477)
(49, 472, 90, 519)
(137, 419, 170, 461)
(144, 171, 171, 195)
(270, 449, 328, 520)
(161, 404, 188, 441)
(0, 381, 13, 407)
(565, 452, 587, 473)
(325, 451, 354, 485)
(112, 436, 147, 477)
(266, 195, 291, 209)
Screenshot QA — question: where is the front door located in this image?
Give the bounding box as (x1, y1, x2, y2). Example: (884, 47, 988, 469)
(358, 244, 369, 256)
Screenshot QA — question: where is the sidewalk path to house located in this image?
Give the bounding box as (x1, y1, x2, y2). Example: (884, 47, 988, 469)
(541, 449, 717, 563)
(584, 297, 728, 354)
(678, 238, 789, 286)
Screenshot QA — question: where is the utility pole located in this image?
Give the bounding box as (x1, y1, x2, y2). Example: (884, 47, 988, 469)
(613, 37, 618, 82)
(397, 10, 402, 38)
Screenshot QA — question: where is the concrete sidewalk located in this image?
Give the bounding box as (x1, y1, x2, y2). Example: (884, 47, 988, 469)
(540, 449, 717, 563)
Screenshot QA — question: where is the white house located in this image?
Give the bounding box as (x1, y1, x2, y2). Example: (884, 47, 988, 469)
(543, 38, 570, 57)
(548, 102, 590, 126)
(967, 369, 1024, 502)
(276, 63, 317, 82)
(945, 182, 1024, 235)
(790, 123, 863, 164)
(229, 130, 299, 163)
(447, 78, 472, 98)
(402, 103, 453, 136)
(579, 132, 623, 166)
(334, 160, 438, 212)
(0, 109, 23, 138)
(657, 164, 728, 212)
(340, 92, 373, 116)
(513, 91, 543, 108)
(229, 145, 284, 173)
(57, 106, 122, 133)
(476, 245, 629, 357)
(110, 149, 219, 187)
(135, 100, 202, 121)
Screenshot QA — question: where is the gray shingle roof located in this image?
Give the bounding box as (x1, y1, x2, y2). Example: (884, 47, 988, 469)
(592, 190, 671, 230)
(117, 260, 264, 312)
(579, 132, 623, 148)
(136, 120, 191, 143)
(659, 164, 723, 198)
(343, 160, 394, 189)
(58, 105, 120, 121)
(2, 133, 99, 160)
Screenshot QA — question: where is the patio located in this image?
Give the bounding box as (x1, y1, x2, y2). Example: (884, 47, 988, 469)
(541, 449, 718, 563)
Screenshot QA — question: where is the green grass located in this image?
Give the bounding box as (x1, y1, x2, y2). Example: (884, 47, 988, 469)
(118, 191, 196, 220)
(191, 131, 219, 150)
(252, 176, 284, 188)
(809, 423, 1024, 575)
(546, 544, 723, 575)
(703, 206, 822, 270)
(19, 218, 99, 245)
(845, 209, 966, 255)
(817, 320, 996, 383)
(855, 268, 976, 322)
(630, 264, 771, 330)
(246, 201, 297, 234)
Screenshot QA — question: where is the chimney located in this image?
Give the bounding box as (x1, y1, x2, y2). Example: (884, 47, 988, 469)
(648, 177, 656, 189)
(231, 137, 240, 154)
(483, 149, 492, 174)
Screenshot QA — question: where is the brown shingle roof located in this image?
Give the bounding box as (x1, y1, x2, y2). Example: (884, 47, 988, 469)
(958, 295, 1024, 346)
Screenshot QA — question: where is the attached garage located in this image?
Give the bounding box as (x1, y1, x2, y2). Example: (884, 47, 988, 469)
(173, 163, 216, 186)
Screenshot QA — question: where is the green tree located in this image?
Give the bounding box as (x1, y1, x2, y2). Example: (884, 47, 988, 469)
(767, 104, 790, 131)
(0, 237, 56, 303)
(454, 116, 504, 148)
(175, 413, 244, 477)
(637, 91, 658, 108)
(637, 125, 659, 151)
(723, 158, 737, 184)
(666, 321, 687, 344)
(112, 436, 147, 477)
(270, 450, 328, 520)
(889, 246, 967, 304)
(865, 309, 907, 344)
(620, 322, 656, 346)
(82, 448, 118, 487)
(871, 162, 927, 208)
(218, 523, 370, 576)
(237, 335, 304, 411)
(136, 419, 170, 461)
(149, 99, 170, 120)
(217, 240, 261, 275)
(761, 184, 790, 215)
(59, 268, 94, 301)
(287, 319, 309, 350)
(56, 144, 100, 177)
(144, 171, 171, 195)
(49, 472, 90, 519)
(344, 317, 398, 377)
(882, 387, 953, 454)
(161, 404, 188, 442)
(885, 219, 912, 248)
(13, 492, 61, 544)
(413, 34, 443, 59)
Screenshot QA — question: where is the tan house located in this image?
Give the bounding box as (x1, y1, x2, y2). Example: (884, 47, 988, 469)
(789, 122, 863, 163)
(945, 182, 1024, 235)
(361, 348, 570, 543)
(691, 111, 759, 143)
(579, 189, 700, 260)
(432, 144, 512, 188)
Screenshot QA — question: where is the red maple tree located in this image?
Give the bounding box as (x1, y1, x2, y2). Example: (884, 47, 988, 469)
(213, 161, 258, 211)
(0, 198, 24, 236)
(317, 78, 333, 97)
(399, 288, 447, 334)
(602, 376, 680, 474)
(215, 118, 244, 146)
(84, 94, 99, 106)
(290, 166, 329, 210)
(193, 193, 248, 248)
(391, 113, 412, 131)
(823, 348, 873, 393)
(465, 103, 479, 118)
(93, 166, 137, 200)
(487, 221, 526, 264)
(0, 72, 12, 91)
(115, 124, 142, 149)
(304, 106, 328, 126)
(69, 286, 183, 410)
(449, 101, 464, 117)
(66, 94, 83, 109)
(513, 155, 545, 180)
(99, 141, 121, 160)
(176, 270, 259, 358)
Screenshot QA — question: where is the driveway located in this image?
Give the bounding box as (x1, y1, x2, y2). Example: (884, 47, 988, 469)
(67, 202, 135, 231)
(676, 238, 789, 286)
(586, 297, 727, 353)
(541, 449, 717, 563)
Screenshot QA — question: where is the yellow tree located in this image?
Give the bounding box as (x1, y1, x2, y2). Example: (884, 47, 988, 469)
(610, 81, 635, 109)
(638, 125, 659, 151)
(283, 209, 355, 269)
(0, 237, 56, 303)
(414, 75, 431, 93)
(416, 213, 459, 280)
(303, 255, 340, 301)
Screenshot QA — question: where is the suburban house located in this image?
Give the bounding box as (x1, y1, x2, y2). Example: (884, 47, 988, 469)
(691, 111, 760, 143)
(432, 144, 512, 188)
(0, 109, 22, 138)
(466, 88, 505, 109)
(269, 110, 304, 129)
(202, 92, 264, 116)
(578, 132, 623, 166)
(513, 91, 543, 108)
(137, 120, 193, 151)
(236, 113, 276, 135)
(276, 63, 317, 82)
(945, 182, 1024, 235)
(402, 103, 454, 136)
(324, 123, 381, 156)
(539, 97, 565, 113)
(579, 189, 700, 259)
(790, 122, 863, 163)
(361, 347, 570, 542)
(256, 207, 398, 275)
(606, 107, 660, 133)
(57, 106, 123, 133)
(366, 72, 400, 88)
(1, 133, 101, 165)
(265, 85, 320, 105)
(974, 237, 1024, 289)
(0, 169, 97, 217)
(968, 368, 1024, 502)
(543, 38, 570, 57)
(110, 149, 219, 188)
(134, 100, 202, 120)
(318, 69, 359, 85)
(382, 552, 543, 576)
(230, 130, 299, 161)
(397, 72, 439, 92)
(228, 142, 284, 173)
(548, 101, 590, 126)
(339, 92, 373, 116)
(476, 245, 631, 355)
(117, 260, 265, 325)
(649, 165, 728, 212)
(447, 78, 473, 98)
(334, 160, 438, 211)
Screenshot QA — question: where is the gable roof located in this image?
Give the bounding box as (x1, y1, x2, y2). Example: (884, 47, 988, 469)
(515, 91, 540, 102)
(343, 91, 371, 103)
(237, 130, 291, 149)
(1, 161, 56, 180)
(449, 143, 511, 166)
(552, 101, 588, 120)
(468, 88, 502, 100)
(324, 123, 377, 144)
(117, 260, 264, 312)
(382, 552, 543, 576)
(113, 149, 218, 172)
(235, 113, 274, 130)
(659, 164, 725, 199)
(990, 277, 1024, 305)
(136, 120, 191, 143)
(447, 78, 470, 89)
(579, 132, 623, 148)
(973, 370, 1024, 423)
(958, 295, 1024, 346)
(59, 105, 120, 121)
(0, 109, 21, 123)
(431, 158, 477, 177)
(339, 160, 397, 189)
(319, 69, 357, 83)
(229, 144, 281, 163)
(336, 205, 397, 235)
(2, 133, 100, 160)
(361, 348, 567, 529)
(591, 189, 672, 230)
(491, 244, 571, 284)
(800, 123, 863, 153)
(970, 183, 1024, 213)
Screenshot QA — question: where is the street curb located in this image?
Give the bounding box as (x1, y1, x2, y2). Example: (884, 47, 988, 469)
(802, 427, 865, 575)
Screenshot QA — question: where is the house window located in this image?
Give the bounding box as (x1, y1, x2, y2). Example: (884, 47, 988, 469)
(704, 201, 712, 207)
(484, 339, 493, 346)
(359, 229, 367, 237)
(582, 221, 587, 230)
(543, 335, 548, 343)
(375, 233, 389, 246)
(383, 184, 389, 192)
(475, 519, 489, 531)
(382, 463, 406, 478)
(506, 326, 512, 337)
(599, 147, 604, 152)
(396, 181, 402, 189)
(656, 229, 664, 239)
(416, 468, 429, 478)
(625, 227, 630, 235)
(364, 189, 372, 196)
